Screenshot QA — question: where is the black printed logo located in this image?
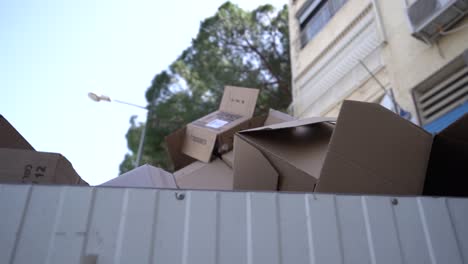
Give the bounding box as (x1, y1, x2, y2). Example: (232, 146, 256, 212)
(191, 135, 207, 145)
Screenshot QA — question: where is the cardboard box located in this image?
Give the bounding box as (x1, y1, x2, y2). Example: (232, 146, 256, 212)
(182, 86, 259, 162)
(221, 151, 234, 168)
(174, 158, 233, 190)
(0, 115, 34, 150)
(0, 148, 83, 185)
(165, 127, 196, 171)
(166, 108, 294, 169)
(423, 114, 468, 197)
(101, 164, 177, 189)
(0, 115, 89, 185)
(233, 100, 434, 195)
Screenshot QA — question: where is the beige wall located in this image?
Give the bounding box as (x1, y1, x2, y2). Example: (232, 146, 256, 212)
(289, 0, 386, 117)
(378, 1, 468, 117)
(289, 0, 371, 79)
(323, 68, 388, 117)
(289, 0, 468, 121)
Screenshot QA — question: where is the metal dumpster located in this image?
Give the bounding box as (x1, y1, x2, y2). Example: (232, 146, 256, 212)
(1, 184, 467, 264)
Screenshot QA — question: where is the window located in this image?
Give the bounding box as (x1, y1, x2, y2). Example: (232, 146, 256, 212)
(412, 50, 468, 131)
(296, 0, 348, 48)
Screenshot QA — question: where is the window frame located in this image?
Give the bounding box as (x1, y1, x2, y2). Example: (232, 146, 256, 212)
(296, 0, 348, 48)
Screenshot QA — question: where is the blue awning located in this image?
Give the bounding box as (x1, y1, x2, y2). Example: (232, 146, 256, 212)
(424, 102, 468, 133)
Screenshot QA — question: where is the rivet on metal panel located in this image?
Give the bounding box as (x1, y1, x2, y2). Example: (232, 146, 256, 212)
(391, 198, 398, 205)
(175, 192, 185, 200)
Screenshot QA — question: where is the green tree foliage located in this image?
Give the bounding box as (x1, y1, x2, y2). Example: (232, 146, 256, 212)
(119, 2, 291, 174)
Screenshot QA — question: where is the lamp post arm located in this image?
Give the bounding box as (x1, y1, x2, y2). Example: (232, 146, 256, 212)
(113, 99, 147, 110)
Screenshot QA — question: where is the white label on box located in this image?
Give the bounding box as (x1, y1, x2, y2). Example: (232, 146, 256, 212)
(206, 119, 229, 129)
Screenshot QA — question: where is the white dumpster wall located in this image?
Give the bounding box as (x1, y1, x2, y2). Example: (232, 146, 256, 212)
(1, 184, 467, 264)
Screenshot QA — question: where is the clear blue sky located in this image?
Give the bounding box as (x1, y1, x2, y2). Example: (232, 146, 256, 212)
(0, 0, 287, 185)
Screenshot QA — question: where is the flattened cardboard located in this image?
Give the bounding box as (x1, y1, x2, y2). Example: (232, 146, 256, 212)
(165, 127, 196, 170)
(174, 159, 233, 190)
(101, 164, 177, 189)
(0, 115, 34, 150)
(0, 148, 82, 185)
(242, 116, 336, 133)
(182, 86, 259, 162)
(233, 100, 435, 195)
(424, 114, 468, 197)
(264, 109, 295, 126)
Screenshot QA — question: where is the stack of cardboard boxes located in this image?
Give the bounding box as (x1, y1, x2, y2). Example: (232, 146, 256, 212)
(2, 86, 465, 194)
(0, 116, 88, 185)
(167, 86, 298, 191)
(109, 85, 467, 196)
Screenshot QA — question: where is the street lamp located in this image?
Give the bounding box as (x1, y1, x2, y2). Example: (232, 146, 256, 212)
(88, 92, 148, 168)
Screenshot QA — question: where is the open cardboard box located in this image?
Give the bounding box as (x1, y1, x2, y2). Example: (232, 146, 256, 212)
(221, 109, 296, 169)
(181, 86, 260, 162)
(170, 109, 296, 190)
(0, 115, 88, 185)
(0, 148, 86, 185)
(233, 100, 437, 195)
(166, 108, 295, 170)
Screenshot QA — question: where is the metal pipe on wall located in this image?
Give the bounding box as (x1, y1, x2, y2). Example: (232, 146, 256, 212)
(371, 0, 388, 43)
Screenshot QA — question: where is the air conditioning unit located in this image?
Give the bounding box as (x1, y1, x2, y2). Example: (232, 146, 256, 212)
(406, 0, 468, 44)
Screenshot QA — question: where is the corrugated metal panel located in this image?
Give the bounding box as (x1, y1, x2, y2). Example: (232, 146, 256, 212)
(1, 184, 467, 264)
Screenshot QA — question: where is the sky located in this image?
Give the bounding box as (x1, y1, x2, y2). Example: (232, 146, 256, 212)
(0, 0, 287, 185)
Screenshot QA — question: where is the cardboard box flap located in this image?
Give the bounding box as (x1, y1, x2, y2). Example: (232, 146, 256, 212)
(165, 127, 196, 170)
(216, 116, 261, 154)
(101, 164, 177, 189)
(239, 122, 333, 182)
(175, 159, 233, 190)
(233, 136, 278, 190)
(264, 109, 296, 126)
(181, 86, 260, 162)
(317, 100, 433, 195)
(182, 125, 218, 163)
(265, 153, 318, 192)
(240, 116, 336, 133)
(0, 115, 35, 150)
(219, 86, 259, 117)
(218, 111, 294, 158)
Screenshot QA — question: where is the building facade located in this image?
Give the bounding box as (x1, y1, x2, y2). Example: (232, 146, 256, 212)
(288, 0, 468, 132)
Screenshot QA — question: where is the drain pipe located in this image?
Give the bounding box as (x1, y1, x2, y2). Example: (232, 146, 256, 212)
(371, 0, 388, 43)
